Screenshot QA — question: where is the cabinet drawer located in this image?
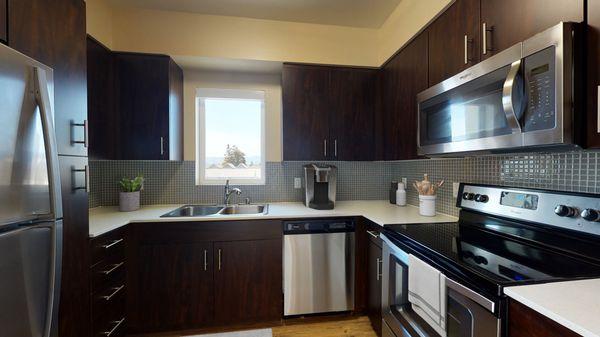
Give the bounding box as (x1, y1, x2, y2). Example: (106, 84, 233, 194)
(91, 255, 126, 292)
(92, 276, 126, 321)
(91, 229, 125, 266)
(92, 294, 126, 337)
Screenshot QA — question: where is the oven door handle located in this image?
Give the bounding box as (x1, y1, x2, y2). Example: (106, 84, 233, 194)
(446, 278, 496, 313)
(394, 304, 438, 337)
(502, 60, 525, 134)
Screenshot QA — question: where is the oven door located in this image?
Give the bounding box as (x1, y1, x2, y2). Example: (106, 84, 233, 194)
(381, 235, 501, 337)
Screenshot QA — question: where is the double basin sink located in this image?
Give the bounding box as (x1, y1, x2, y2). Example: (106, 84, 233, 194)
(161, 204, 268, 218)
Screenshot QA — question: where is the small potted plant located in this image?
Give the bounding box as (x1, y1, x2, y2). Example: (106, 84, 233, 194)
(118, 175, 144, 212)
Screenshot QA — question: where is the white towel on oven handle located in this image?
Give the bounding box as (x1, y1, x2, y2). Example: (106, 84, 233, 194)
(408, 254, 447, 337)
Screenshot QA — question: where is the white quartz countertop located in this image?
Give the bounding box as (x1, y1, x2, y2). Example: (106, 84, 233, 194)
(89, 200, 457, 237)
(505, 279, 600, 337)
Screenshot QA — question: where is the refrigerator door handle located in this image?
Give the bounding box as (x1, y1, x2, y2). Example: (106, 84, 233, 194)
(34, 67, 62, 220)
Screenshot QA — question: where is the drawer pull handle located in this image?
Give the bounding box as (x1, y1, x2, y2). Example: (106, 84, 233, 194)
(376, 258, 383, 281)
(103, 317, 125, 337)
(204, 249, 208, 271)
(367, 230, 379, 239)
(101, 262, 124, 275)
(102, 285, 124, 301)
(101, 239, 123, 249)
(218, 249, 222, 271)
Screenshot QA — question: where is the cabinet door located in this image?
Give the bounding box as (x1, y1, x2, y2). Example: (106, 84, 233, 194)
(508, 300, 580, 337)
(58, 155, 90, 337)
(114, 53, 170, 160)
(128, 241, 214, 332)
(379, 32, 428, 160)
(367, 238, 382, 336)
(329, 67, 377, 161)
(0, 0, 6, 43)
(428, 0, 480, 86)
(214, 239, 282, 325)
(8, 0, 88, 157)
(480, 0, 583, 60)
(587, 0, 600, 148)
(282, 64, 331, 160)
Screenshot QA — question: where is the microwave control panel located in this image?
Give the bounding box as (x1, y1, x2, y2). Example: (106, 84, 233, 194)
(522, 46, 556, 132)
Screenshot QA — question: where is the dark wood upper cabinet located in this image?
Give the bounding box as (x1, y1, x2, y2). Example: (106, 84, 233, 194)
(587, 0, 600, 148)
(8, 0, 88, 157)
(113, 52, 183, 160)
(282, 64, 377, 161)
(214, 239, 283, 325)
(329, 67, 377, 161)
(428, 0, 480, 86)
(508, 299, 581, 337)
(282, 64, 331, 161)
(379, 32, 428, 160)
(0, 0, 6, 43)
(480, 0, 584, 60)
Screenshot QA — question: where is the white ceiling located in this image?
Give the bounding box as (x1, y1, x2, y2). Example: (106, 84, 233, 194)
(107, 0, 402, 28)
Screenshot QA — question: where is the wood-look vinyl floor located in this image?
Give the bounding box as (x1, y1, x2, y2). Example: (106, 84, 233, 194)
(272, 316, 378, 337)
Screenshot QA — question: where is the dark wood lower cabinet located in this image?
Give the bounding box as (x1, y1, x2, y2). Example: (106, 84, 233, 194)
(367, 234, 382, 336)
(214, 239, 283, 325)
(508, 299, 581, 337)
(126, 220, 283, 334)
(58, 155, 90, 337)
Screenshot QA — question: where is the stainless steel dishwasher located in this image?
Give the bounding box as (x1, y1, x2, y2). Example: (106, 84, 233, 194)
(283, 219, 355, 316)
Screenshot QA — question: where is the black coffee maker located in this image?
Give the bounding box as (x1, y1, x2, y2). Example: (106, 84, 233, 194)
(303, 164, 337, 210)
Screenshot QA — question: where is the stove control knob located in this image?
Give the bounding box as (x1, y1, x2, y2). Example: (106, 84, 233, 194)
(463, 193, 475, 201)
(581, 209, 600, 222)
(475, 194, 489, 203)
(554, 205, 577, 217)
(473, 256, 488, 265)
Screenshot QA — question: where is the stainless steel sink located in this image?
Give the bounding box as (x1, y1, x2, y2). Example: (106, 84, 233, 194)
(160, 204, 268, 217)
(161, 205, 223, 217)
(218, 204, 268, 215)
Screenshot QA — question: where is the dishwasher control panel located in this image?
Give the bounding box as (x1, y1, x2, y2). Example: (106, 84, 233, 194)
(283, 219, 355, 234)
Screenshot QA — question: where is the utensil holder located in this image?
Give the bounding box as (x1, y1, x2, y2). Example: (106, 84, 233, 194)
(419, 195, 436, 216)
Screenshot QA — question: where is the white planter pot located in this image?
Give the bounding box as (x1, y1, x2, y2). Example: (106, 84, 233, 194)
(419, 195, 437, 217)
(119, 191, 140, 212)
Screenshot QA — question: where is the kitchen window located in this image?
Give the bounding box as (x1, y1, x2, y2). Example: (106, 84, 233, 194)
(196, 88, 266, 185)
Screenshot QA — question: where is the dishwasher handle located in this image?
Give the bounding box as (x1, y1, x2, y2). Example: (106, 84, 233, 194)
(283, 219, 355, 234)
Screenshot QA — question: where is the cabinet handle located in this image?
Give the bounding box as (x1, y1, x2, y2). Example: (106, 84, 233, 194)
(101, 238, 123, 249)
(464, 35, 474, 64)
(160, 137, 164, 156)
(103, 317, 125, 337)
(100, 262, 124, 275)
(101, 285, 125, 301)
(204, 250, 208, 271)
(72, 165, 90, 193)
(376, 258, 382, 281)
(218, 249, 222, 271)
(483, 23, 494, 55)
(334, 139, 338, 157)
(323, 139, 327, 158)
(71, 120, 88, 148)
(597, 86, 600, 133)
(367, 230, 379, 239)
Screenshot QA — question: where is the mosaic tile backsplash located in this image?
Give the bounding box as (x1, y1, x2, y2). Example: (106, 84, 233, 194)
(90, 150, 600, 217)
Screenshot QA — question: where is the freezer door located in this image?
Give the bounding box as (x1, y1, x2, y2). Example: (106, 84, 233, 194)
(284, 232, 355, 316)
(0, 221, 61, 337)
(0, 43, 60, 226)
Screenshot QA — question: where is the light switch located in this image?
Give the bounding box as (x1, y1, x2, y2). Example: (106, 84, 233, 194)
(294, 177, 302, 189)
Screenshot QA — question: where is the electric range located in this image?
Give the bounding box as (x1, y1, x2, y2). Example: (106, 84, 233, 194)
(380, 183, 600, 337)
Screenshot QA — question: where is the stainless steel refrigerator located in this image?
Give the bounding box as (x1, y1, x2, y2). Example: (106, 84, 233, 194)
(0, 44, 62, 337)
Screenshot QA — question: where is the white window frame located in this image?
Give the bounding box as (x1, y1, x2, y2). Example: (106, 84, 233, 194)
(196, 88, 266, 185)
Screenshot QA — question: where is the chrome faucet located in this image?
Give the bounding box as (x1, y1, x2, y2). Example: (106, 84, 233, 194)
(223, 179, 242, 205)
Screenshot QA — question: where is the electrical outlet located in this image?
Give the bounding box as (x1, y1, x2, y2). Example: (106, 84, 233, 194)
(453, 182, 460, 198)
(401, 177, 407, 186)
(294, 177, 302, 189)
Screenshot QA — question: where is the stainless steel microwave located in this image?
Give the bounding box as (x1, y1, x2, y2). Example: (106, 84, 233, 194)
(417, 22, 580, 156)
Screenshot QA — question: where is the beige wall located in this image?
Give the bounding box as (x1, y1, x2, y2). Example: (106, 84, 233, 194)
(86, 1, 452, 67)
(377, 0, 453, 64)
(85, 0, 114, 48)
(183, 70, 282, 162)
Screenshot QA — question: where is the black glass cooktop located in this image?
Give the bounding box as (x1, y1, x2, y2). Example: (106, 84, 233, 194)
(383, 210, 600, 297)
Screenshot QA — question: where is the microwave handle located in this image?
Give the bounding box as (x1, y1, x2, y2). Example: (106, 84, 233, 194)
(502, 60, 525, 134)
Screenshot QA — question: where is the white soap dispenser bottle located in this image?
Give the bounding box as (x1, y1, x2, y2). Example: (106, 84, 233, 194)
(396, 182, 407, 206)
